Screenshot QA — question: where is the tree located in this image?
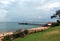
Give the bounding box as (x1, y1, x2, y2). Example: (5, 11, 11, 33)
(51, 10, 60, 23)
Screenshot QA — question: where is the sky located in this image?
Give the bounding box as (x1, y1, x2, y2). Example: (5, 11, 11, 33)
(0, 0, 60, 22)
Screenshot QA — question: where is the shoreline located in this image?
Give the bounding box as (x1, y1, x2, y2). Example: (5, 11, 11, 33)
(0, 26, 50, 41)
(0, 32, 13, 37)
(0, 26, 50, 37)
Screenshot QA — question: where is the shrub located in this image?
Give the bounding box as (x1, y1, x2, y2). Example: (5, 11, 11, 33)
(51, 23, 59, 27)
(24, 30, 28, 35)
(12, 34, 20, 39)
(19, 32, 25, 37)
(2, 35, 12, 41)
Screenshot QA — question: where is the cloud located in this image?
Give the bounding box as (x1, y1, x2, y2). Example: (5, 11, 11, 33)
(0, 0, 60, 22)
(0, 9, 7, 18)
(27, 16, 42, 19)
(0, 0, 12, 18)
(0, 1, 10, 5)
(0, 0, 15, 5)
(17, 0, 43, 7)
(0, 0, 16, 22)
(7, 0, 53, 22)
(35, 2, 60, 10)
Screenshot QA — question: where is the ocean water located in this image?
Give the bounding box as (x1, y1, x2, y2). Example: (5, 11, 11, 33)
(0, 22, 40, 33)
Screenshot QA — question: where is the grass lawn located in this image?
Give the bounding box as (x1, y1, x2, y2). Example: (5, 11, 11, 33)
(13, 26, 60, 41)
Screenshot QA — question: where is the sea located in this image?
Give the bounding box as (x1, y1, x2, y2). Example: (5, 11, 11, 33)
(0, 22, 44, 33)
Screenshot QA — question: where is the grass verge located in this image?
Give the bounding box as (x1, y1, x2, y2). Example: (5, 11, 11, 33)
(13, 26, 60, 41)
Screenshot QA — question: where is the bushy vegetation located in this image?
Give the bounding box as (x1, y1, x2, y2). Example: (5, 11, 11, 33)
(2, 30, 28, 41)
(2, 35, 13, 41)
(51, 23, 59, 27)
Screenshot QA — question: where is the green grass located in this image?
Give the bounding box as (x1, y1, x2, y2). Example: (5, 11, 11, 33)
(13, 26, 60, 41)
